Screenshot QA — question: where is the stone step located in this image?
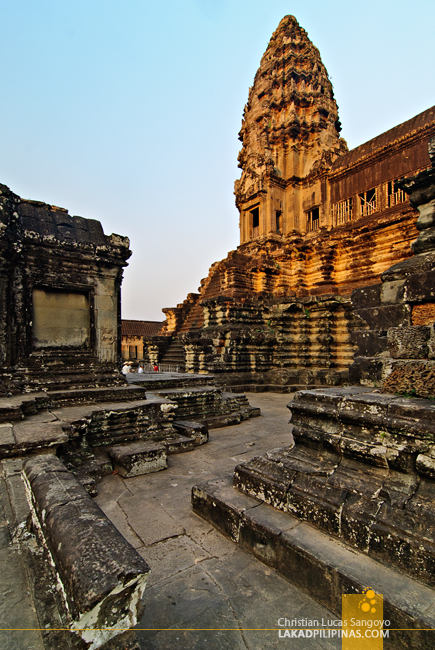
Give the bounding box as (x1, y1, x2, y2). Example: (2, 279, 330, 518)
(0, 395, 177, 459)
(14, 369, 125, 392)
(172, 420, 208, 445)
(223, 383, 318, 394)
(89, 431, 144, 447)
(129, 374, 215, 390)
(163, 434, 198, 454)
(44, 385, 147, 408)
(195, 409, 261, 429)
(289, 388, 435, 471)
(160, 339, 186, 371)
(0, 420, 68, 458)
(233, 444, 435, 586)
(108, 427, 210, 477)
(0, 385, 148, 423)
(191, 474, 435, 650)
(150, 387, 260, 425)
(109, 441, 168, 477)
(0, 403, 23, 423)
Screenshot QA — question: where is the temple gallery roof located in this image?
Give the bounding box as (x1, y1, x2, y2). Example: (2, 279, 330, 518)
(331, 105, 435, 172)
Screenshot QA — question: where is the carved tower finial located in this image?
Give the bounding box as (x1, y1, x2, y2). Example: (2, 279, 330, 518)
(235, 15, 347, 243)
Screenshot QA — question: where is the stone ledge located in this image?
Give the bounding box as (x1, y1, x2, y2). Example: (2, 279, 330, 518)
(23, 455, 150, 650)
(192, 474, 435, 650)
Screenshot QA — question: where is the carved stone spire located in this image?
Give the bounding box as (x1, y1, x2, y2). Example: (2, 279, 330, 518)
(235, 15, 347, 211)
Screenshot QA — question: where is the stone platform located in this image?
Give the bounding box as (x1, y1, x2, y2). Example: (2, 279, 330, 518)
(192, 388, 435, 649)
(0, 374, 259, 495)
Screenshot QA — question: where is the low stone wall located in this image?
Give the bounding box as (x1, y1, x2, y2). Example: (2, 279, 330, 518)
(23, 455, 150, 649)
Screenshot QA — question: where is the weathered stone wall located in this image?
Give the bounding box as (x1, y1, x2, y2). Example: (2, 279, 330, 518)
(0, 184, 131, 394)
(181, 295, 358, 389)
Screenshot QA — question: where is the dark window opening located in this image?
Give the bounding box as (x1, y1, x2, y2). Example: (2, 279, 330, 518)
(129, 345, 138, 359)
(306, 207, 320, 232)
(276, 210, 282, 233)
(359, 188, 377, 217)
(386, 179, 406, 207)
(250, 206, 259, 238)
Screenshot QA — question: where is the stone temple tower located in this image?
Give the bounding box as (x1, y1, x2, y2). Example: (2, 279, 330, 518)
(235, 15, 348, 243)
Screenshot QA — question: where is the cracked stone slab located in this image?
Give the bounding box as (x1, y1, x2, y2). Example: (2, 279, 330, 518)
(138, 535, 213, 589)
(117, 493, 185, 546)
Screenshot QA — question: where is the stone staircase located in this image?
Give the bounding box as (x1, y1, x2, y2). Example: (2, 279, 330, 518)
(159, 337, 186, 371)
(152, 386, 260, 428)
(192, 386, 435, 648)
(0, 377, 260, 495)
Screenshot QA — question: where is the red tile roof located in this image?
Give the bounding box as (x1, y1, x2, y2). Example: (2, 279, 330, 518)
(121, 320, 163, 336)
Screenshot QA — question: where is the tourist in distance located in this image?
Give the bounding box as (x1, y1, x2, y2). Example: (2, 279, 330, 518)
(153, 363, 159, 372)
(122, 361, 131, 375)
(138, 365, 144, 373)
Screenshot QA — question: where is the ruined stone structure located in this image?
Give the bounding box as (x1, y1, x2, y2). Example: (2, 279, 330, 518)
(0, 184, 131, 394)
(192, 141, 435, 647)
(155, 16, 435, 391)
(0, 184, 262, 648)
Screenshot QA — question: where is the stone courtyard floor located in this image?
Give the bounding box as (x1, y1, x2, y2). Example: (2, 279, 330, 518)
(95, 393, 342, 650)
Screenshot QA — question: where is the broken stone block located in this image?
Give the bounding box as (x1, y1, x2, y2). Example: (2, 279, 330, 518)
(108, 441, 167, 477)
(233, 454, 296, 511)
(172, 420, 208, 445)
(416, 453, 435, 479)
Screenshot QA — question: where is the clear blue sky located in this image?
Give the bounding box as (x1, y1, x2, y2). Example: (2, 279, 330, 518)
(1, 0, 434, 320)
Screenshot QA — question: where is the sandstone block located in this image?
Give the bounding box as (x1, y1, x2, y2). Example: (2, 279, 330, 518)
(23, 455, 149, 649)
(355, 304, 411, 330)
(109, 441, 167, 477)
(351, 284, 382, 310)
(416, 453, 435, 479)
(404, 268, 435, 302)
(233, 456, 296, 511)
(412, 303, 435, 326)
(381, 360, 435, 398)
(388, 325, 430, 359)
(192, 475, 260, 543)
